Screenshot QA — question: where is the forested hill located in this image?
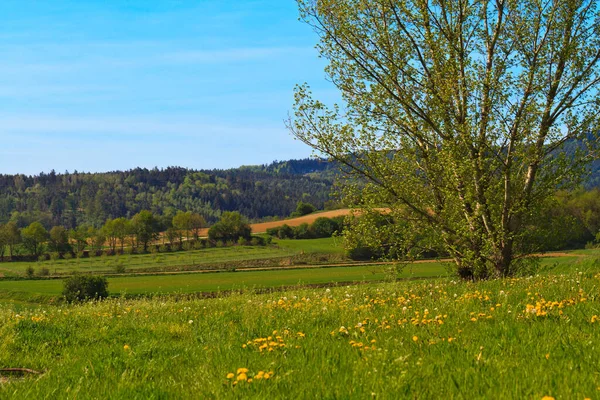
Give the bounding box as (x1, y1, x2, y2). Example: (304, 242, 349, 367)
(0, 159, 338, 229)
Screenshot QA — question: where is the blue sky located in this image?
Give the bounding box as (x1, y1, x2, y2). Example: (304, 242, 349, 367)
(0, 0, 336, 175)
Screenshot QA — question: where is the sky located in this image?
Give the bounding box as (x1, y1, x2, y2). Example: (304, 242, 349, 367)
(0, 0, 337, 175)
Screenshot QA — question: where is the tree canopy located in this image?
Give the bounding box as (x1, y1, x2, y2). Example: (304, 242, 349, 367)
(291, 0, 600, 278)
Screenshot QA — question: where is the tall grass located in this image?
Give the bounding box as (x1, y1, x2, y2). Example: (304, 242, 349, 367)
(1, 260, 599, 398)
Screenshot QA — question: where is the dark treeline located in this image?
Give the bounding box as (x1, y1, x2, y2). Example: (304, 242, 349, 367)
(0, 159, 338, 229)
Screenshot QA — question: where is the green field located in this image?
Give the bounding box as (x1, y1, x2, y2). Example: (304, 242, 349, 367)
(0, 262, 448, 302)
(1, 257, 600, 398)
(0, 238, 345, 277)
(0, 252, 589, 305)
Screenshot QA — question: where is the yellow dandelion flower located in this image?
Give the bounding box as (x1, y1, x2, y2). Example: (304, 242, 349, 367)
(226, 373, 235, 379)
(237, 368, 249, 374)
(123, 344, 130, 351)
(412, 336, 418, 342)
(237, 373, 248, 381)
(541, 396, 555, 400)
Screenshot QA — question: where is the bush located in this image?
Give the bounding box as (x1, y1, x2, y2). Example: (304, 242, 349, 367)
(290, 201, 317, 217)
(38, 267, 50, 276)
(208, 212, 252, 242)
(310, 217, 340, 238)
(293, 223, 313, 239)
(63, 275, 109, 303)
(25, 266, 35, 278)
(277, 224, 294, 239)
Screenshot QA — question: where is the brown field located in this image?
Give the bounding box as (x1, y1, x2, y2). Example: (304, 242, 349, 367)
(195, 209, 357, 237)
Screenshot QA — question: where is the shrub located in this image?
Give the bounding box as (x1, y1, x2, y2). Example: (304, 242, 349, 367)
(208, 212, 252, 242)
(63, 275, 109, 303)
(310, 217, 339, 238)
(25, 266, 35, 278)
(114, 264, 126, 273)
(277, 224, 294, 239)
(293, 223, 313, 239)
(237, 237, 248, 246)
(290, 201, 317, 217)
(38, 267, 50, 276)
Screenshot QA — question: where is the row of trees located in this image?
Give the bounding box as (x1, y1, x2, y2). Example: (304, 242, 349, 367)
(0, 210, 210, 260)
(266, 216, 345, 240)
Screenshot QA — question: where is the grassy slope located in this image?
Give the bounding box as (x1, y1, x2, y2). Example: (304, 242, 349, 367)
(1, 259, 600, 398)
(0, 238, 343, 277)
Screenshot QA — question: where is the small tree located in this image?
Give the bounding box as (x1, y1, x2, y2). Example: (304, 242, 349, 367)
(291, 201, 317, 217)
(131, 210, 159, 253)
(3, 222, 21, 259)
(21, 222, 48, 258)
(48, 226, 71, 255)
(208, 212, 252, 242)
(63, 275, 109, 302)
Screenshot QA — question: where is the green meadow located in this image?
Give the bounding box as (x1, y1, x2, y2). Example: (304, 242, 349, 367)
(1, 257, 600, 398)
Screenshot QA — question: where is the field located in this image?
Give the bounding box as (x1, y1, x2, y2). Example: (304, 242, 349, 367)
(1, 256, 600, 398)
(0, 238, 345, 278)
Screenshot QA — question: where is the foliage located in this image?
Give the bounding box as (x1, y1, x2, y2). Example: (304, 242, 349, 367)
(48, 226, 71, 255)
(292, 0, 600, 279)
(131, 211, 159, 253)
(208, 212, 252, 242)
(290, 201, 317, 218)
(21, 222, 48, 258)
(62, 275, 109, 303)
(0, 159, 335, 228)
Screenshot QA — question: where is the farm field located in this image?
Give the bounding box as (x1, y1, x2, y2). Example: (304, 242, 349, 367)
(0, 238, 345, 278)
(0, 250, 588, 306)
(1, 257, 600, 398)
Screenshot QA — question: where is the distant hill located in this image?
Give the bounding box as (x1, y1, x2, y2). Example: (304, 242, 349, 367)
(0, 158, 337, 229)
(0, 152, 597, 230)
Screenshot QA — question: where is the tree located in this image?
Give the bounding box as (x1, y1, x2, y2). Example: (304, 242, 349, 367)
(69, 225, 90, 253)
(291, 201, 317, 217)
(21, 222, 49, 257)
(208, 211, 252, 242)
(131, 210, 159, 252)
(172, 211, 192, 243)
(48, 226, 71, 255)
(190, 213, 206, 240)
(291, 0, 600, 279)
(2, 221, 21, 259)
(0, 224, 7, 259)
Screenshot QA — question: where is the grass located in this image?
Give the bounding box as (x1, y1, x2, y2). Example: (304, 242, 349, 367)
(0, 239, 345, 277)
(0, 262, 449, 303)
(1, 258, 600, 398)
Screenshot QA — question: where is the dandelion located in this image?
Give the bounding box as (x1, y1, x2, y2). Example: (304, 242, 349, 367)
(226, 373, 235, 379)
(237, 368, 249, 374)
(412, 336, 418, 342)
(188, 320, 193, 324)
(237, 373, 248, 382)
(123, 344, 130, 351)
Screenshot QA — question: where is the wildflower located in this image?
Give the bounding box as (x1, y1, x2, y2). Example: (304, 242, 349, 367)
(123, 344, 130, 351)
(412, 336, 418, 342)
(237, 373, 248, 382)
(237, 368, 249, 374)
(188, 320, 193, 324)
(226, 373, 235, 379)
(592, 315, 598, 323)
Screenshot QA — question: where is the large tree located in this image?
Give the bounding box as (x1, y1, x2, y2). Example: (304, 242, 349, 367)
(291, 0, 600, 278)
